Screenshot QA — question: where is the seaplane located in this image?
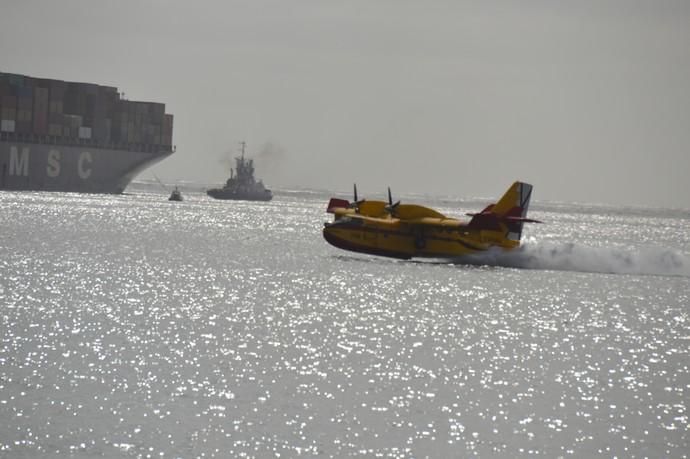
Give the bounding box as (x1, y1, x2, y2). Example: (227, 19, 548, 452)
(323, 181, 540, 260)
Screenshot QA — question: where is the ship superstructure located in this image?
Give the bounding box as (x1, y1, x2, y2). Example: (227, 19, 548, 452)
(0, 71, 174, 193)
(207, 142, 272, 201)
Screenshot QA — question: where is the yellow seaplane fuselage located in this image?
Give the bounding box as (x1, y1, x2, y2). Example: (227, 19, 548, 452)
(323, 181, 539, 260)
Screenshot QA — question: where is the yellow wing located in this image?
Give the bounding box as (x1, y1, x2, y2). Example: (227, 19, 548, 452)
(404, 217, 464, 228)
(394, 204, 446, 220)
(357, 200, 388, 217)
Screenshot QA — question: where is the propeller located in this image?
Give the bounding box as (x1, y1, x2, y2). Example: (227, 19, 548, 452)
(384, 186, 401, 217)
(348, 183, 366, 211)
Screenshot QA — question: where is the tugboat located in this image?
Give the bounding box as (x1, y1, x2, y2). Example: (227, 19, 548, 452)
(168, 186, 183, 201)
(207, 142, 273, 201)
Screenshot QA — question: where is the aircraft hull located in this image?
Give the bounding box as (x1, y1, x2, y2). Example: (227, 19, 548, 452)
(323, 220, 514, 260)
(323, 227, 413, 259)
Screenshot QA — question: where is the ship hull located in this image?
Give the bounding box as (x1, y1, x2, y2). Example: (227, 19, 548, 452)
(0, 140, 171, 193)
(207, 188, 272, 201)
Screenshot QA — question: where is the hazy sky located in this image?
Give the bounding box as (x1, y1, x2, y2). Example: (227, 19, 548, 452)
(2, 0, 689, 208)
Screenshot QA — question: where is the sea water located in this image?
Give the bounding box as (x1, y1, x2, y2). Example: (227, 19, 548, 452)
(1, 187, 688, 458)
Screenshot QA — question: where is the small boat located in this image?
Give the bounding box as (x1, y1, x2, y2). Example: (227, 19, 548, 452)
(168, 186, 183, 201)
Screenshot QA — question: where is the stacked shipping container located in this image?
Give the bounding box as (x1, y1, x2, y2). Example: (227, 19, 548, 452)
(0, 72, 173, 150)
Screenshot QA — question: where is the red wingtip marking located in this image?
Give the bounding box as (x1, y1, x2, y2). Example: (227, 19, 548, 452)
(327, 198, 350, 213)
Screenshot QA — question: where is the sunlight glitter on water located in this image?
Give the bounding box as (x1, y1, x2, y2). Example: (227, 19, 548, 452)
(1, 189, 689, 457)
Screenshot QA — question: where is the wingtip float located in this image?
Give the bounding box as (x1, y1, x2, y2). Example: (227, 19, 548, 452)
(323, 181, 541, 260)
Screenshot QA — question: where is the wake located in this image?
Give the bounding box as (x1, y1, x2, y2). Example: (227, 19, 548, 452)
(453, 240, 690, 277)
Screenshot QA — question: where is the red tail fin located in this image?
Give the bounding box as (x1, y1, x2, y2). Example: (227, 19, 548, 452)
(467, 182, 539, 240)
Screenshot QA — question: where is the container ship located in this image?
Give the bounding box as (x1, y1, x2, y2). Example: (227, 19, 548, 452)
(0, 72, 174, 193)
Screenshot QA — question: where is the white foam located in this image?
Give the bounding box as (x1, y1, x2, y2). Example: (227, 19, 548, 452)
(455, 239, 690, 277)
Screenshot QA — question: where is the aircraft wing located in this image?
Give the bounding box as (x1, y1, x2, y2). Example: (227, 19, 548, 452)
(332, 210, 398, 224)
(402, 217, 465, 228)
(394, 204, 447, 220)
(357, 200, 388, 217)
(327, 199, 388, 217)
